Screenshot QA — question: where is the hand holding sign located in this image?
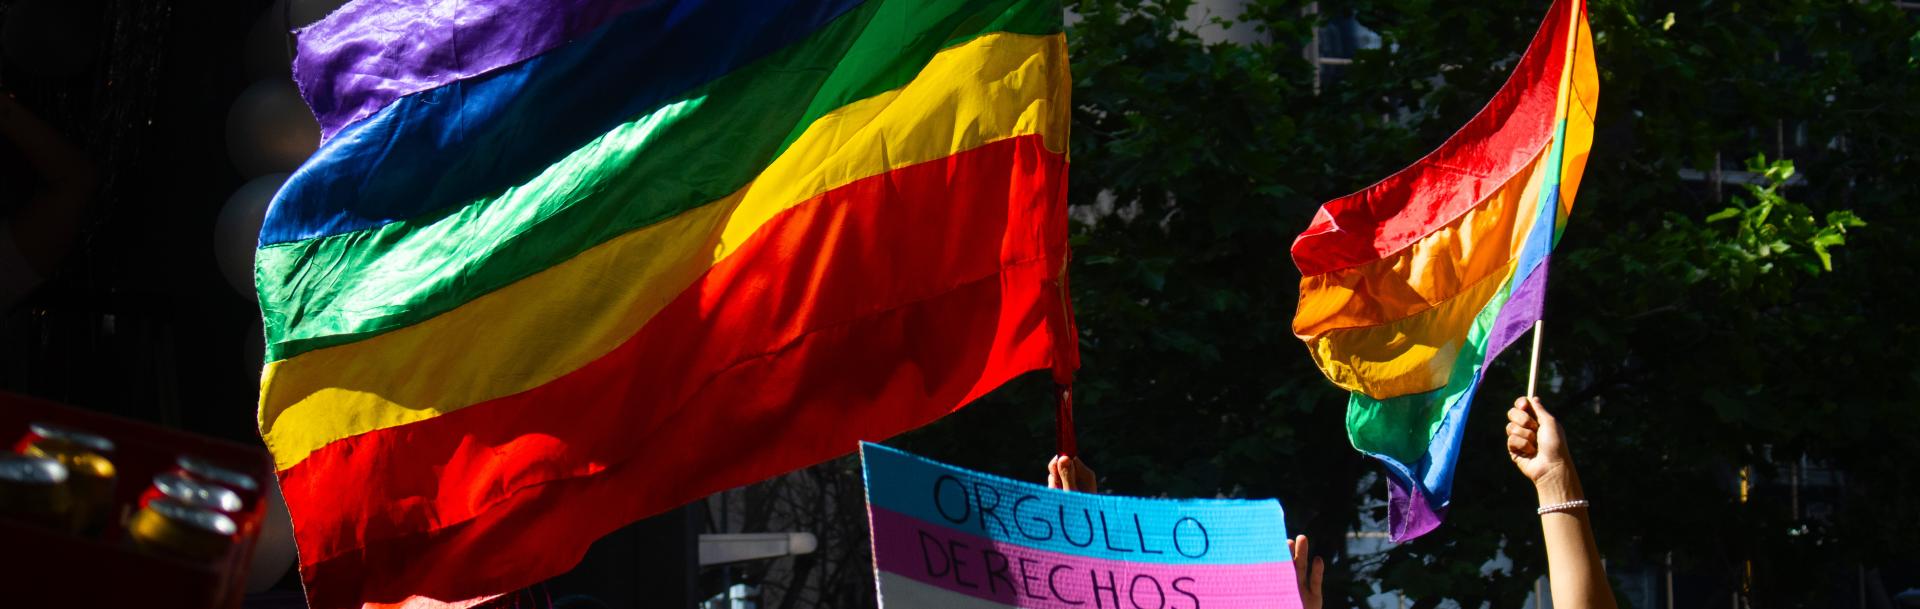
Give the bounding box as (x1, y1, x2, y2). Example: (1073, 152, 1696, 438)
(1046, 452, 1320, 609)
(1046, 456, 1096, 494)
(1287, 535, 1324, 609)
(863, 443, 1304, 609)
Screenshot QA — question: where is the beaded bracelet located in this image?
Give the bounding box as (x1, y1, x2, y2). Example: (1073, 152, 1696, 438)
(1537, 499, 1589, 515)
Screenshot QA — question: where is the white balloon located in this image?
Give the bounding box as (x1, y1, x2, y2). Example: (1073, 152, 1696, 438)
(243, 0, 294, 81)
(226, 80, 319, 177)
(214, 174, 288, 297)
(289, 0, 354, 28)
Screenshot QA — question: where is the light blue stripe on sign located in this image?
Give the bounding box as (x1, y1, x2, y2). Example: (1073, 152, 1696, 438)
(860, 443, 1290, 566)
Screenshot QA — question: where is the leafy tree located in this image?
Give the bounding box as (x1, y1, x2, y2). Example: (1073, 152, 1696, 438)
(893, 1, 1919, 607)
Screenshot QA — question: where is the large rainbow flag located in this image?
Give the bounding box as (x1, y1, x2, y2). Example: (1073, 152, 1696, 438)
(255, 1, 1076, 607)
(1290, 0, 1597, 541)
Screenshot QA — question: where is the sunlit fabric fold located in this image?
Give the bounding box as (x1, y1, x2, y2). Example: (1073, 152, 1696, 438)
(257, 2, 1075, 607)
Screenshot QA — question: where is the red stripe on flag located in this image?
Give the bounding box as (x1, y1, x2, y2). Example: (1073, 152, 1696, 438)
(1290, 0, 1574, 277)
(279, 135, 1072, 609)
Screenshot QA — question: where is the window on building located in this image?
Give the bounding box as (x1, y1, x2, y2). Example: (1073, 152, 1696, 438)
(1304, 3, 1381, 93)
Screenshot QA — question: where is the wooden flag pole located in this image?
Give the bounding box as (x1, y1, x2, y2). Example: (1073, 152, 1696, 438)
(1526, 320, 1545, 398)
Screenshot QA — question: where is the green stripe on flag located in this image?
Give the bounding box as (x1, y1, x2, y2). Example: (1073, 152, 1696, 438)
(258, 0, 1062, 361)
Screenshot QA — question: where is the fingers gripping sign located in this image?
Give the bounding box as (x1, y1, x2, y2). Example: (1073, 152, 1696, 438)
(1286, 535, 1324, 609)
(1045, 455, 1097, 494)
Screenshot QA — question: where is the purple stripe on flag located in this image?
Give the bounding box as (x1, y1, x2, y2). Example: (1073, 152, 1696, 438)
(292, 0, 658, 140)
(1382, 256, 1551, 542)
(1386, 472, 1446, 541)
(869, 507, 1298, 609)
(1487, 256, 1551, 358)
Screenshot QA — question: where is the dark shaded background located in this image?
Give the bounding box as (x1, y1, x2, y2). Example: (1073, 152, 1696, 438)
(0, 0, 263, 443)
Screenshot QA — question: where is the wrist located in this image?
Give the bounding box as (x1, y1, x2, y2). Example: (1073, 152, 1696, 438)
(1533, 465, 1584, 506)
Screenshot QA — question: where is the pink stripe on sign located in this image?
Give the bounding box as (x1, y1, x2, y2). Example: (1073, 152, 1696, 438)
(869, 507, 1299, 609)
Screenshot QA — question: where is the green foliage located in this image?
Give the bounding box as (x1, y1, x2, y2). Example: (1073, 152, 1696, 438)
(1684, 155, 1868, 297)
(1911, 28, 1920, 68)
(899, 1, 1920, 607)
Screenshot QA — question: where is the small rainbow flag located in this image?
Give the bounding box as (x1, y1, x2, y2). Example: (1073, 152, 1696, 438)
(255, 1, 1076, 607)
(1290, 0, 1597, 541)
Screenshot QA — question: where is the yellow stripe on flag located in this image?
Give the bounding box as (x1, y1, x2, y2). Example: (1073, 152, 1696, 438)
(259, 32, 1070, 471)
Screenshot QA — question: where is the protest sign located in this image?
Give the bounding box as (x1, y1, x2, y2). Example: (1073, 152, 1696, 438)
(861, 443, 1302, 609)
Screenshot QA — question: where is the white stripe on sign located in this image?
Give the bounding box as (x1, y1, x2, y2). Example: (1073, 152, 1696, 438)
(877, 571, 1019, 609)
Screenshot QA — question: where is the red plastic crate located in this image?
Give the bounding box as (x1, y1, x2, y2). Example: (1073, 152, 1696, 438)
(0, 392, 273, 609)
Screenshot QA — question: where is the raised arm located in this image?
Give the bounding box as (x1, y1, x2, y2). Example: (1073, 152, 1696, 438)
(1506, 396, 1617, 609)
